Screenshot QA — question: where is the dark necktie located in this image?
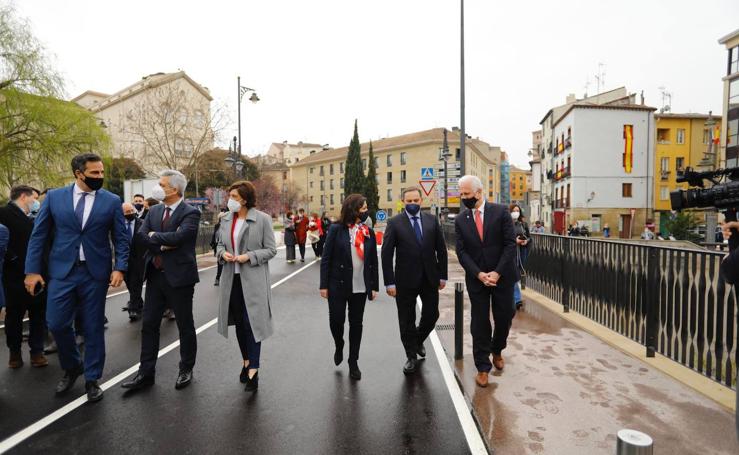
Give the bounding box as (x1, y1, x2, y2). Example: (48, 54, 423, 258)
(153, 207, 171, 270)
(75, 192, 89, 228)
(412, 216, 423, 244)
(127, 220, 134, 242)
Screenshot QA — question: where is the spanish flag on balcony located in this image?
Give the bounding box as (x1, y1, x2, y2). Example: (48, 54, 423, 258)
(623, 125, 633, 174)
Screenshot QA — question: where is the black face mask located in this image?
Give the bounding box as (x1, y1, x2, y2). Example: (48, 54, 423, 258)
(133, 203, 144, 211)
(359, 212, 369, 223)
(80, 173, 104, 191)
(462, 197, 478, 210)
(124, 213, 136, 221)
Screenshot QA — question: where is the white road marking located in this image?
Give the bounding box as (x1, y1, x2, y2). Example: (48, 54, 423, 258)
(417, 297, 488, 455)
(0, 258, 318, 454)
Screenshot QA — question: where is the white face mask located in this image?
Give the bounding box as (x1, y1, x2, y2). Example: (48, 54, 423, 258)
(511, 211, 520, 220)
(227, 198, 243, 213)
(151, 184, 166, 201)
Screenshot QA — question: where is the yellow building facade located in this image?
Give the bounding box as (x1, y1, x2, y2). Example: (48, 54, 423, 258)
(509, 166, 531, 203)
(289, 128, 500, 218)
(653, 113, 720, 231)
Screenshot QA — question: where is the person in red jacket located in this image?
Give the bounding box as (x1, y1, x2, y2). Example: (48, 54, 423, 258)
(294, 209, 309, 262)
(308, 212, 324, 258)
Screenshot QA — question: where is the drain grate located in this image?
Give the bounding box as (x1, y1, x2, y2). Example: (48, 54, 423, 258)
(435, 323, 456, 331)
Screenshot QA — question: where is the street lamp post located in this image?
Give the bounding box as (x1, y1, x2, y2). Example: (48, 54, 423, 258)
(224, 136, 245, 179)
(237, 76, 259, 156)
(439, 128, 452, 213)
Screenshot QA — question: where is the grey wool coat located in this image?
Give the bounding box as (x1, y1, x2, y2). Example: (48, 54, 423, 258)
(216, 209, 277, 342)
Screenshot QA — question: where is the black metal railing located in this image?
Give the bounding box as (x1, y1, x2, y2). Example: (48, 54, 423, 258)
(527, 234, 738, 389)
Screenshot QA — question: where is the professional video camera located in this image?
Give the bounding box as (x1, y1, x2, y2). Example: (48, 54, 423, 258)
(670, 166, 739, 250)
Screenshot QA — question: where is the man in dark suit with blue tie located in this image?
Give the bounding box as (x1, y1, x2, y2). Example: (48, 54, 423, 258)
(121, 202, 146, 322)
(382, 187, 448, 375)
(122, 169, 200, 392)
(455, 175, 516, 388)
(25, 153, 129, 402)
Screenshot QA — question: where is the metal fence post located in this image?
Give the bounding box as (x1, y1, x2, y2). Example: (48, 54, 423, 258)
(454, 282, 464, 360)
(645, 247, 659, 358)
(561, 237, 570, 313)
(616, 429, 653, 454)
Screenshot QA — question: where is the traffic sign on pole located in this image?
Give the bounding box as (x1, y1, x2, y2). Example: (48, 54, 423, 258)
(376, 210, 387, 222)
(419, 180, 437, 196)
(421, 168, 435, 180)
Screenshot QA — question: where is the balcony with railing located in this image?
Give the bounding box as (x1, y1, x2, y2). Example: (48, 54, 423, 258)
(553, 166, 571, 181)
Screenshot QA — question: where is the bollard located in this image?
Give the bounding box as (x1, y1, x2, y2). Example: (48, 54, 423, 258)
(454, 282, 464, 360)
(616, 429, 653, 455)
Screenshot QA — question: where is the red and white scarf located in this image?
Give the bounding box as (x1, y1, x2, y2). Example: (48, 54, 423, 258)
(350, 224, 370, 261)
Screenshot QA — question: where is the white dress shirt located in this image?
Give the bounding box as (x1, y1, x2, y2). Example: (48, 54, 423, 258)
(233, 217, 245, 275)
(73, 183, 96, 261)
(349, 225, 366, 294)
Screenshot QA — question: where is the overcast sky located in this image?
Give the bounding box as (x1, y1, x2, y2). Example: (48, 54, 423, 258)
(13, 0, 739, 168)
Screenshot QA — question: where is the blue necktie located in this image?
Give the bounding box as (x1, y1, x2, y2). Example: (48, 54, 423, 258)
(412, 216, 423, 244)
(128, 220, 134, 241)
(75, 192, 88, 228)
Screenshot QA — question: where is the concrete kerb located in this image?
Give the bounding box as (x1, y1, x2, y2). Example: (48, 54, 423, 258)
(521, 287, 737, 413)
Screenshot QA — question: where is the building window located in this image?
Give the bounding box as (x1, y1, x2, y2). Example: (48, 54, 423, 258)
(386, 154, 392, 166)
(657, 128, 670, 144)
(676, 157, 685, 171)
(320, 181, 324, 191)
(320, 195, 325, 206)
(387, 172, 392, 184)
(310, 181, 313, 189)
(455, 148, 461, 160)
(387, 189, 392, 201)
(728, 118, 739, 147)
(362, 159, 367, 170)
(373, 157, 379, 168)
(310, 196, 313, 202)
(330, 164, 334, 175)
(340, 193, 344, 201)
(330, 194, 334, 205)
(320, 165, 324, 176)
(660, 186, 669, 201)
(622, 183, 633, 198)
(340, 162, 344, 173)
(400, 152, 407, 165)
(660, 157, 669, 172)
(730, 45, 739, 75)
(676, 129, 685, 145)
(340, 178, 344, 188)
(730, 78, 739, 110)
(400, 170, 406, 183)
(330, 179, 334, 190)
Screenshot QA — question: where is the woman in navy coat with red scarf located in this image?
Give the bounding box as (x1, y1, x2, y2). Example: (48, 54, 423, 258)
(319, 194, 378, 381)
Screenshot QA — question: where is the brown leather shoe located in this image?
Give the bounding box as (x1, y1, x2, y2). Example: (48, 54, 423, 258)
(8, 351, 23, 369)
(493, 354, 505, 371)
(475, 371, 489, 388)
(31, 353, 49, 368)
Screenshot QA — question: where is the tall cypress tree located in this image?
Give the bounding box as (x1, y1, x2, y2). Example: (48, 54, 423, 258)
(365, 140, 380, 219)
(344, 119, 365, 197)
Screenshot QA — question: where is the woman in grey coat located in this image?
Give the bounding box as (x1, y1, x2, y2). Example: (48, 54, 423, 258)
(216, 181, 277, 391)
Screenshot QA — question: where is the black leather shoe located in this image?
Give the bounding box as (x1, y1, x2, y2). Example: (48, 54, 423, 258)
(55, 363, 83, 395)
(175, 370, 193, 390)
(244, 371, 259, 392)
(121, 373, 155, 390)
(214, 279, 220, 286)
(85, 381, 104, 402)
(240, 366, 248, 384)
(349, 363, 361, 380)
(417, 342, 426, 358)
(403, 358, 418, 375)
(334, 342, 344, 366)
(128, 310, 141, 322)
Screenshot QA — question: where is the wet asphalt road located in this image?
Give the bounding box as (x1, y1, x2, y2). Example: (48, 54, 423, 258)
(0, 249, 471, 454)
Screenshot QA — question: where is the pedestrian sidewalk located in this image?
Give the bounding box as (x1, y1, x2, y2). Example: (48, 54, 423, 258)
(434, 253, 739, 455)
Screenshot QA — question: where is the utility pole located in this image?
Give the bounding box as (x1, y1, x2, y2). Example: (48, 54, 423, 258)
(459, 0, 466, 184)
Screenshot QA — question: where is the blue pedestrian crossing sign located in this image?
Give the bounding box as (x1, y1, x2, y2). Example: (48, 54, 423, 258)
(421, 167, 435, 180)
(376, 210, 387, 222)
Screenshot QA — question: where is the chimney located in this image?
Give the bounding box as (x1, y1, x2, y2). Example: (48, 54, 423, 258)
(640, 90, 645, 105)
(566, 94, 576, 104)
